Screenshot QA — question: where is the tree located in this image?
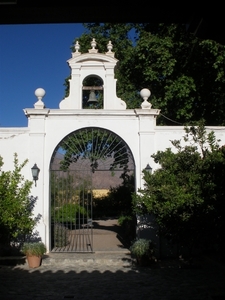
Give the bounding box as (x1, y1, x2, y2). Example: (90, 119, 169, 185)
(68, 23, 225, 125)
(132, 122, 225, 257)
(0, 153, 37, 248)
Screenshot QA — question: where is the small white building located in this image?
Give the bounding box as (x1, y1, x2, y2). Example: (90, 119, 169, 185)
(1, 39, 225, 254)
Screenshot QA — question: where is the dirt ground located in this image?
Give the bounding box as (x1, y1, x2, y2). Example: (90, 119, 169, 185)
(91, 218, 129, 252)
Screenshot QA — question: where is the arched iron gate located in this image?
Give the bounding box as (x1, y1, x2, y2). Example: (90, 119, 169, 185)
(50, 127, 135, 252)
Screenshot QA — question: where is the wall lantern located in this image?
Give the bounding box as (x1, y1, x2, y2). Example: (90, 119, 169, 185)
(31, 163, 40, 186)
(145, 164, 152, 174)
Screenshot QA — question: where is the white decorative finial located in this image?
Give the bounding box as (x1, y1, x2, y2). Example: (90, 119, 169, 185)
(75, 40, 80, 53)
(140, 88, 152, 109)
(88, 38, 98, 53)
(91, 38, 97, 49)
(105, 40, 115, 57)
(35, 88, 45, 101)
(34, 88, 45, 109)
(107, 41, 113, 52)
(72, 40, 81, 57)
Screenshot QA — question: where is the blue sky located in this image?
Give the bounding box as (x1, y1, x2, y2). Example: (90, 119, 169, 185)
(0, 23, 86, 127)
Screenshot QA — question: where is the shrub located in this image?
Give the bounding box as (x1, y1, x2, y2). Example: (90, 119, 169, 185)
(0, 154, 36, 246)
(118, 215, 133, 226)
(130, 238, 155, 259)
(118, 214, 136, 242)
(53, 203, 88, 224)
(53, 223, 69, 248)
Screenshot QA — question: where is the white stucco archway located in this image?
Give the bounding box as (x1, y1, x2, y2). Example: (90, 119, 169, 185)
(20, 39, 161, 251)
(1, 38, 225, 253)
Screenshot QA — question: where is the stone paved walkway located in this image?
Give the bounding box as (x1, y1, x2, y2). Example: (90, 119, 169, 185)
(0, 255, 224, 300)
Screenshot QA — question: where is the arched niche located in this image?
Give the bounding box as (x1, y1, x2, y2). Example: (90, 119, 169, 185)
(82, 75, 104, 109)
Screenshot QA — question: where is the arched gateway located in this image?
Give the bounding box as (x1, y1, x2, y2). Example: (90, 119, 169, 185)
(50, 127, 135, 252)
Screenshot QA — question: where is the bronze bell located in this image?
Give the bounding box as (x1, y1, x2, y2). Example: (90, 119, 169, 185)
(87, 90, 98, 103)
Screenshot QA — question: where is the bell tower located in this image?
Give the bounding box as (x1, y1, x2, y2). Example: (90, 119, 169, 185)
(59, 39, 127, 110)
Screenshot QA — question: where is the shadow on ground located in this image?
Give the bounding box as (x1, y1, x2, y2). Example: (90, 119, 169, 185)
(0, 258, 225, 300)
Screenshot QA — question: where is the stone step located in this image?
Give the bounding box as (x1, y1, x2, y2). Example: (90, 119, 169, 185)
(41, 250, 134, 267)
(0, 256, 26, 266)
(0, 251, 134, 268)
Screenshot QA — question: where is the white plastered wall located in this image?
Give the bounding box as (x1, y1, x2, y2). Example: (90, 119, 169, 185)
(1, 111, 225, 252)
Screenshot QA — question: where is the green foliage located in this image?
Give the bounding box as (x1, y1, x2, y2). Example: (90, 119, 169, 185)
(133, 122, 225, 255)
(130, 238, 155, 258)
(21, 242, 46, 257)
(0, 153, 35, 245)
(50, 172, 76, 207)
(53, 203, 88, 224)
(118, 215, 133, 226)
(68, 23, 225, 125)
(93, 172, 135, 218)
(118, 214, 136, 242)
(53, 223, 69, 248)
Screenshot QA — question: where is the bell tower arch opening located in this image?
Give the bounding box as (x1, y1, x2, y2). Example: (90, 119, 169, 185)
(82, 74, 104, 109)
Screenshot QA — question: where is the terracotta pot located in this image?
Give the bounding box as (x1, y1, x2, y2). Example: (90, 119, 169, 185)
(26, 255, 42, 268)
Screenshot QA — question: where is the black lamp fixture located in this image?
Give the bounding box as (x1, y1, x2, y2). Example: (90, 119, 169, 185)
(145, 164, 152, 174)
(31, 163, 40, 186)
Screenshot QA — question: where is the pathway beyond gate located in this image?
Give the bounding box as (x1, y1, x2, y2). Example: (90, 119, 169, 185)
(90, 218, 129, 252)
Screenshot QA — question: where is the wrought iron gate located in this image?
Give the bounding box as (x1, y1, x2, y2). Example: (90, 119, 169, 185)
(50, 127, 135, 252)
(51, 169, 93, 252)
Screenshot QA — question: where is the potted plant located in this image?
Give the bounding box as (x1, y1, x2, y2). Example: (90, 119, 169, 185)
(130, 238, 155, 266)
(21, 242, 46, 268)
